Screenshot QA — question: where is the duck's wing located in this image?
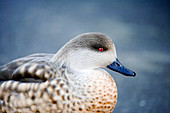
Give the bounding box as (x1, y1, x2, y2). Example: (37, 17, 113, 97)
(0, 53, 55, 82)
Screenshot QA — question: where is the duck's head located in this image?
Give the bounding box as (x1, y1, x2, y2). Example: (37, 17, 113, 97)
(52, 32, 136, 76)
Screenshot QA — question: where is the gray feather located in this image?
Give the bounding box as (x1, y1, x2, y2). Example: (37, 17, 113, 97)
(0, 53, 54, 82)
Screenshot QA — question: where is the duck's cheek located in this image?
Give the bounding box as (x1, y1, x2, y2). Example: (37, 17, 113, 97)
(100, 53, 116, 67)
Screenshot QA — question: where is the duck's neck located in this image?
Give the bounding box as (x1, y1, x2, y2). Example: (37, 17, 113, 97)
(50, 51, 113, 86)
(65, 67, 116, 93)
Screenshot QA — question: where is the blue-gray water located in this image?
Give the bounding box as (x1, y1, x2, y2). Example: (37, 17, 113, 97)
(0, 1, 169, 113)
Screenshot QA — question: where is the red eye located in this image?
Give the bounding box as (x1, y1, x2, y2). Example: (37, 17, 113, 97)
(99, 47, 104, 52)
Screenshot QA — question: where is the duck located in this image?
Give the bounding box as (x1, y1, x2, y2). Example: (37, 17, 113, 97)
(0, 33, 135, 113)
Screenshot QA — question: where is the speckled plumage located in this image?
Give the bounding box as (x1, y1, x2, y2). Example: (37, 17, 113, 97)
(0, 33, 134, 113)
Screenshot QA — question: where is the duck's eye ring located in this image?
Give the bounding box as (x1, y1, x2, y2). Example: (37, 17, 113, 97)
(99, 47, 104, 52)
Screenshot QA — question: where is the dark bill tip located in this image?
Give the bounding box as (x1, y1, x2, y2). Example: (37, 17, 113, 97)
(132, 72, 136, 76)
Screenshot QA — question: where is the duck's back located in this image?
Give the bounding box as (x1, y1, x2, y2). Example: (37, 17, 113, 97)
(0, 53, 54, 81)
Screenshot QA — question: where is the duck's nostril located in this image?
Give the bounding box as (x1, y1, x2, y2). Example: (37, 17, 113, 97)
(115, 62, 120, 66)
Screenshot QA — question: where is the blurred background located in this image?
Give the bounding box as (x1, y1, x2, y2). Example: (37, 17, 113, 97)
(0, 0, 169, 113)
